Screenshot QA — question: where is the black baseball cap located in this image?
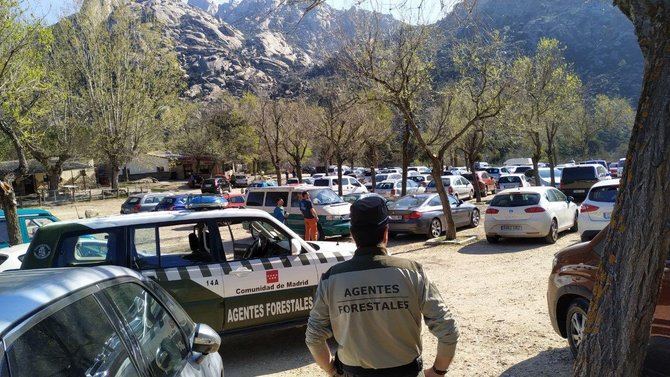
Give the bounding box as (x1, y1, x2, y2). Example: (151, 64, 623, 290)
(350, 196, 388, 230)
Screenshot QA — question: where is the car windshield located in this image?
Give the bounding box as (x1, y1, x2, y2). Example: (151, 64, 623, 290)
(191, 195, 226, 204)
(375, 174, 388, 181)
(588, 185, 618, 202)
(539, 169, 562, 178)
(491, 193, 541, 207)
(391, 195, 428, 208)
(498, 176, 521, 184)
(562, 167, 597, 183)
(376, 182, 395, 190)
(308, 189, 343, 205)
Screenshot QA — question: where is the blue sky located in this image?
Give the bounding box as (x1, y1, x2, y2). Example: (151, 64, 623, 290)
(27, 0, 456, 24)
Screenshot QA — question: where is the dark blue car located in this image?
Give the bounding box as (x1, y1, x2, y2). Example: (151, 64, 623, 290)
(188, 195, 228, 211)
(154, 194, 190, 211)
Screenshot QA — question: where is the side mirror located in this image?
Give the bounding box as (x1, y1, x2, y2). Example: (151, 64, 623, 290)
(290, 238, 302, 254)
(567, 196, 574, 203)
(192, 323, 221, 355)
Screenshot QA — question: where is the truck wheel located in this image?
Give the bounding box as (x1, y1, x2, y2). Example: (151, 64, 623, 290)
(566, 298, 590, 358)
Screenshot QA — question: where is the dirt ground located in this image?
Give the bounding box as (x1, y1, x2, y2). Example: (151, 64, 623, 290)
(42, 193, 577, 377)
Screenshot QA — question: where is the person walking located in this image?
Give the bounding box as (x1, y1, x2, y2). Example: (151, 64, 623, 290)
(273, 198, 287, 223)
(300, 191, 319, 241)
(305, 196, 458, 377)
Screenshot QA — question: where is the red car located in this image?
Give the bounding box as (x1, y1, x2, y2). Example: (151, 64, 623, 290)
(224, 193, 246, 208)
(462, 171, 496, 197)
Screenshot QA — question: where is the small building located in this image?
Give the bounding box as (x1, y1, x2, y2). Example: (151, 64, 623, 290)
(120, 151, 181, 181)
(0, 159, 96, 196)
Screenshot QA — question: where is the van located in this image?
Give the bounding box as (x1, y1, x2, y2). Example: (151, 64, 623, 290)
(313, 176, 368, 195)
(0, 209, 58, 248)
(560, 164, 611, 200)
(245, 186, 351, 239)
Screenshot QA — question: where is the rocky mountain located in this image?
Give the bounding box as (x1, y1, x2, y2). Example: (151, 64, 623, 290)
(440, 0, 643, 101)
(112, 0, 642, 101)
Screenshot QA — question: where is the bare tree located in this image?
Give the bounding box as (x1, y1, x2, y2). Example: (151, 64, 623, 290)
(342, 21, 507, 239)
(242, 94, 287, 185)
(573, 1, 670, 376)
(283, 98, 319, 181)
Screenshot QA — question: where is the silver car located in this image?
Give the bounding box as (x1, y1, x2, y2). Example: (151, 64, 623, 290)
(0, 266, 223, 377)
(388, 194, 480, 238)
(374, 179, 424, 200)
(121, 193, 169, 214)
(425, 175, 475, 200)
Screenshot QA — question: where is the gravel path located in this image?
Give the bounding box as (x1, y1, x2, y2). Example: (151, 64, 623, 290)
(44, 195, 577, 377)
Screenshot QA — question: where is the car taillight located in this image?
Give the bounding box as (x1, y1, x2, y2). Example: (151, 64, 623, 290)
(403, 211, 422, 220)
(580, 203, 599, 213)
(133, 203, 141, 212)
(485, 208, 499, 214)
(524, 207, 546, 213)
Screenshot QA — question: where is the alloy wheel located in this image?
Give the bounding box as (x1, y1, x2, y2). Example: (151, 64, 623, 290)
(471, 209, 480, 227)
(430, 219, 442, 238)
(570, 311, 586, 349)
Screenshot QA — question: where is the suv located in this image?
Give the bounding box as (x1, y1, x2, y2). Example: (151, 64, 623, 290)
(201, 177, 231, 194)
(0, 266, 223, 376)
(0, 209, 58, 248)
(548, 230, 669, 375)
(560, 164, 610, 200)
(20, 209, 355, 335)
(313, 176, 368, 195)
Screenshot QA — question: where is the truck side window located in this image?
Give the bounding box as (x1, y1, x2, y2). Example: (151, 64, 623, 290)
(246, 192, 264, 206)
(59, 232, 116, 265)
(7, 294, 140, 377)
(217, 219, 291, 261)
(132, 222, 217, 269)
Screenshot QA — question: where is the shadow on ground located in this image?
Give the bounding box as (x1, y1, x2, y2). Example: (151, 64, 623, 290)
(220, 326, 321, 376)
(500, 348, 572, 377)
(458, 236, 571, 255)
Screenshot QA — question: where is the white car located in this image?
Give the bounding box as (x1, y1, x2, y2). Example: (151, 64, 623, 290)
(496, 174, 531, 192)
(0, 243, 29, 272)
(578, 179, 619, 241)
(374, 172, 402, 182)
(485, 187, 579, 244)
(425, 175, 474, 200)
(313, 176, 368, 195)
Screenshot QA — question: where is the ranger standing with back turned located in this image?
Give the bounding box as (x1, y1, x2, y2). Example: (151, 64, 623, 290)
(305, 196, 459, 377)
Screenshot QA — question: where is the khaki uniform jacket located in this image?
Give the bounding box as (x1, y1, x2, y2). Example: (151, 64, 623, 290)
(305, 246, 458, 369)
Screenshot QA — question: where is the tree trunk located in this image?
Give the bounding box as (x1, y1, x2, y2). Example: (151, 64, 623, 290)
(275, 165, 282, 186)
(470, 159, 482, 203)
(370, 164, 376, 193)
(0, 182, 22, 246)
(547, 147, 556, 187)
(401, 124, 410, 196)
(573, 3, 670, 376)
(531, 141, 542, 187)
(337, 159, 343, 196)
(295, 159, 303, 181)
(109, 160, 120, 190)
(430, 158, 457, 240)
(47, 166, 62, 193)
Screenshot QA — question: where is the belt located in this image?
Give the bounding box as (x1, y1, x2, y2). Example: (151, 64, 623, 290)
(335, 354, 423, 377)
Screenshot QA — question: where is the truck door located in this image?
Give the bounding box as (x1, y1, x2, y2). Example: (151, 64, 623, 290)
(217, 218, 319, 332)
(130, 221, 225, 333)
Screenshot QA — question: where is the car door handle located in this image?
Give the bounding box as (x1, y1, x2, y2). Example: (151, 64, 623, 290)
(230, 267, 252, 277)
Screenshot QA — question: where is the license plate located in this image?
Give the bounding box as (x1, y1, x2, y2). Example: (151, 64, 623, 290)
(501, 225, 521, 231)
(574, 189, 585, 193)
(603, 212, 611, 219)
(389, 215, 402, 221)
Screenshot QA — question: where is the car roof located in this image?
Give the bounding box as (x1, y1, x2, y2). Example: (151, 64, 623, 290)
(0, 266, 143, 335)
(591, 178, 620, 188)
(567, 164, 601, 169)
(495, 187, 551, 195)
(0, 208, 54, 218)
(38, 208, 273, 230)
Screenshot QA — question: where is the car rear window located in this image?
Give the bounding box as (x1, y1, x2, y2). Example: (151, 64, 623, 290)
(562, 167, 597, 183)
(376, 182, 394, 190)
(498, 176, 521, 184)
(486, 168, 500, 174)
(588, 185, 618, 202)
(392, 196, 428, 208)
(125, 197, 141, 205)
(427, 178, 451, 188)
(314, 179, 333, 187)
(491, 193, 541, 207)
